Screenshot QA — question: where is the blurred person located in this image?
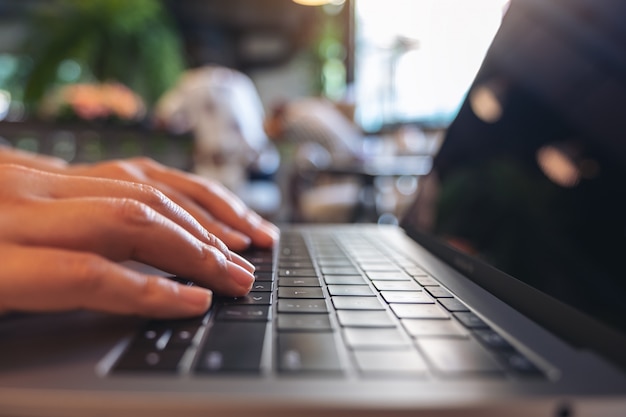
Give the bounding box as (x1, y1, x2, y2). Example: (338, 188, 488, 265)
(155, 66, 279, 193)
(264, 97, 363, 169)
(264, 97, 366, 222)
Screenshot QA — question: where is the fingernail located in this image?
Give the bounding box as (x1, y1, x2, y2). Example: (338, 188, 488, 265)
(227, 261, 255, 290)
(230, 252, 255, 273)
(179, 286, 212, 311)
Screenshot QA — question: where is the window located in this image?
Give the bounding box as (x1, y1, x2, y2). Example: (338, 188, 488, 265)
(354, 0, 509, 131)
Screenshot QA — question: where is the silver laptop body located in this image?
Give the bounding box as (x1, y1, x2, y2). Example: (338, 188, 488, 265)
(1, 0, 625, 415)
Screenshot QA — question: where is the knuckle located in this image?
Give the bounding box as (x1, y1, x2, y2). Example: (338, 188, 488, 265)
(113, 198, 158, 227)
(64, 253, 109, 295)
(207, 233, 228, 254)
(104, 160, 139, 179)
(135, 183, 169, 208)
(136, 275, 160, 300)
(0, 165, 40, 201)
(133, 184, 193, 226)
(134, 277, 176, 317)
(202, 245, 228, 271)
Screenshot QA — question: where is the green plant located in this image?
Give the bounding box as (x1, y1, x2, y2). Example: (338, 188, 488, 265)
(21, 0, 185, 110)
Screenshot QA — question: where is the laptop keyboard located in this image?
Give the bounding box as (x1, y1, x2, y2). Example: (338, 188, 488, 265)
(112, 229, 546, 379)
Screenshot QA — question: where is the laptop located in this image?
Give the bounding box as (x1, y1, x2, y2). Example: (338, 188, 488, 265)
(1, 0, 625, 415)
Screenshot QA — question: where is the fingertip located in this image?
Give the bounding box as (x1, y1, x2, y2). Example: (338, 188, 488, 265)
(226, 261, 255, 294)
(254, 222, 280, 248)
(223, 231, 252, 251)
(263, 222, 280, 242)
(178, 284, 212, 312)
(230, 252, 255, 273)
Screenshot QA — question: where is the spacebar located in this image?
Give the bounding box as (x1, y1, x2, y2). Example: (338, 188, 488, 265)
(278, 332, 343, 374)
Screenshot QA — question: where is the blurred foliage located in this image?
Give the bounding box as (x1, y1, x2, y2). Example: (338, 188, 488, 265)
(20, 0, 185, 109)
(313, 3, 348, 100)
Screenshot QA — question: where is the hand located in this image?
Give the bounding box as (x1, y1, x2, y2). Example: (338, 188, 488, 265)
(66, 157, 279, 251)
(0, 164, 257, 318)
(0, 148, 279, 251)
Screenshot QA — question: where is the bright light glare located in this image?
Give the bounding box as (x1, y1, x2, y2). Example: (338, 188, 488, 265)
(292, 0, 333, 5)
(537, 145, 581, 188)
(469, 84, 503, 123)
(355, 0, 509, 130)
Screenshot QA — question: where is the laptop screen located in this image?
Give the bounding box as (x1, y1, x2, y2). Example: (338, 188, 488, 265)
(403, 0, 626, 357)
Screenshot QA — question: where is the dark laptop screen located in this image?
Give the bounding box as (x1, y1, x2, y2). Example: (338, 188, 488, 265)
(404, 0, 626, 345)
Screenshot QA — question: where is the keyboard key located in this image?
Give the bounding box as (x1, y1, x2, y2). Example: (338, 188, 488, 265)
(115, 346, 187, 373)
(278, 287, 324, 299)
(353, 350, 428, 375)
(277, 299, 329, 313)
(135, 326, 168, 347)
(323, 275, 366, 285)
(358, 262, 401, 272)
(143, 317, 205, 346)
(473, 329, 515, 351)
(336, 310, 395, 328)
(278, 277, 321, 287)
(277, 314, 333, 331)
(402, 319, 468, 338)
(343, 328, 412, 349)
(280, 263, 314, 271)
(216, 305, 270, 321)
(425, 287, 454, 298)
(372, 280, 422, 291)
(279, 269, 317, 277)
(218, 292, 272, 305)
(413, 276, 440, 286)
(327, 285, 375, 296)
(381, 291, 433, 304)
(417, 338, 503, 374)
(251, 281, 273, 292)
(333, 296, 385, 310)
(253, 264, 274, 272)
(241, 251, 273, 266)
(278, 332, 343, 373)
(321, 267, 361, 275)
(280, 247, 308, 257)
(366, 271, 412, 281)
(390, 303, 450, 319)
(196, 322, 267, 373)
(454, 312, 489, 329)
(316, 258, 353, 267)
(168, 325, 202, 347)
(498, 351, 544, 377)
(254, 272, 274, 282)
(404, 266, 428, 276)
(438, 298, 470, 312)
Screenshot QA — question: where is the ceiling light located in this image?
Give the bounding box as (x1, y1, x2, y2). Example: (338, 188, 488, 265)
(292, 0, 332, 6)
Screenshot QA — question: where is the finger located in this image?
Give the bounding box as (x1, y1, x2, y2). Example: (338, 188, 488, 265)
(146, 181, 254, 251)
(10, 166, 229, 256)
(0, 244, 212, 318)
(10, 198, 255, 296)
(134, 159, 280, 247)
(20, 167, 255, 273)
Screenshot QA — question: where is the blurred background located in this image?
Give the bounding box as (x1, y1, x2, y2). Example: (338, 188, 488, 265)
(0, 0, 508, 224)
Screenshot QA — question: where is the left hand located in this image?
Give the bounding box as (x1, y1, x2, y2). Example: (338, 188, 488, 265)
(67, 157, 279, 251)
